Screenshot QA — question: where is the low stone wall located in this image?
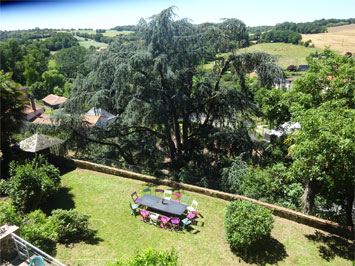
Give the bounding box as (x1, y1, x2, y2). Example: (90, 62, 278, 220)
(60, 156, 354, 239)
(0, 224, 19, 262)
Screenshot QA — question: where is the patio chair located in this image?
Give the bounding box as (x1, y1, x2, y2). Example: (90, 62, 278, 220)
(187, 210, 198, 225)
(159, 216, 170, 229)
(139, 209, 149, 223)
(143, 187, 151, 194)
(129, 201, 139, 216)
(181, 195, 190, 205)
(149, 212, 159, 226)
(131, 191, 140, 203)
(170, 217, 180, 231)
(187, 200, 198, 213)
(172, 192, 182, 203)
(163, 190, 172, 200)
(155, 188, 164, 198)
(28, 256, 45, 266)
(181, 217, 192, 231)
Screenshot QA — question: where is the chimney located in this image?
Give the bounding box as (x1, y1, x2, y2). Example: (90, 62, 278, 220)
(30, 97, 36, 111)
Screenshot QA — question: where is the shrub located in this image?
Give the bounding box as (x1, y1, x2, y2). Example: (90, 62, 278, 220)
(0, 199, 22, 226)
(2, 155, 61, 212)
(225, 200, 274, 252)
(49, 209, 94, 242)
(108, 248, 178, 266)
(221, 154, 248, 193)
(20, 210, 57, 254)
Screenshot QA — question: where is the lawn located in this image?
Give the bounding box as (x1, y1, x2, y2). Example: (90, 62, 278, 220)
(74, 36, 108, 49)
(302, 24, 355, 53)
(237, 43, 322, 69)
(46, 169, 353, 266)
(70, 29, 132, 37)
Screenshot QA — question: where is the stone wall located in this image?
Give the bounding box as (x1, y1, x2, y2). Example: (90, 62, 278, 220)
(0, 224, 19, 262)
(55, 156, 354, 239)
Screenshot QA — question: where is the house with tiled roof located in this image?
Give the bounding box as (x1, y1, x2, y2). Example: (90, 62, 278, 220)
(82, 107, 117, 128)
(42, 94, 68, 109)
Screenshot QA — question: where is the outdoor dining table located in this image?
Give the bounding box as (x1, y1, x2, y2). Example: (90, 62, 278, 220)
(137, 194, 188, 216)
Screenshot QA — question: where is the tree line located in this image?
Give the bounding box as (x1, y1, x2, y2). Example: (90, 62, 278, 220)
(249, 17, 355, 45)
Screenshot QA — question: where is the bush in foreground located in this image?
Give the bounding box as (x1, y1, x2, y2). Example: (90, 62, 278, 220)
(108, 248, 178, 266)
(1, 155, 61, 212)
(20, 210, 57, 254)
(50, 209, 94, 243)
(225, 200, 274, 252)
(0, 199, 22, 226)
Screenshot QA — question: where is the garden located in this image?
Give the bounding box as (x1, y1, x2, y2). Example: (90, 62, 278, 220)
(1, 156, 352, 265)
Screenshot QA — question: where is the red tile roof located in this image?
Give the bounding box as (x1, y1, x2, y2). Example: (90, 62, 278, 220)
(42, 94, 68, 106)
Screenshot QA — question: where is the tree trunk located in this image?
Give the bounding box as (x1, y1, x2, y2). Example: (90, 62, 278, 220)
(345, 191, 354, 226)
(302, 179, 321, 214)
(0, 138, 12, 178)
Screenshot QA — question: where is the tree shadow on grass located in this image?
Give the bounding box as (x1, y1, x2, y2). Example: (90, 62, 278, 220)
(233, 237, 288, 266)
(305, 230, 354, 261)
(40, 186, 75, 215)
(60, 230, 103, 247)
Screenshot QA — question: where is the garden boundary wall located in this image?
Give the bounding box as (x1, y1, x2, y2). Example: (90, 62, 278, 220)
(53, 156, 354, 239)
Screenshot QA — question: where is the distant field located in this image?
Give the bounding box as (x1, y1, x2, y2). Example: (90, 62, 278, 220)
(237, 43, 322, 68)
(302, 24, 355, 53)
(70, 29, 132, 37)
(74, 36, 108, 49)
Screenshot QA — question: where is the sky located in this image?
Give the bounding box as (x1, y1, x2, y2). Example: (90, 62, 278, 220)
(1, 0, 355, 31)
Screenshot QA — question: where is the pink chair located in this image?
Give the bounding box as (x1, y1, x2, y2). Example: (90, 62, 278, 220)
(170, 217, 180, 231)
(139, 209, 149, 223)
(187, 211, 198, 225)
(172, 192, 182, 203)
(131, 191, 140, 203)
(159, 216, 170, 229)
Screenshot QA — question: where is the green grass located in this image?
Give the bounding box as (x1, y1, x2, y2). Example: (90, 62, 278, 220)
(74, 36, 108, 49)
(49, 169, 353, 266)
(68, 29, 132, 37)
(238, 43, 322, 69)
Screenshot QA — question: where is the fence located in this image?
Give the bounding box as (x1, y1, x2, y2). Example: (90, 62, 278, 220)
(11, 233, 66, 266)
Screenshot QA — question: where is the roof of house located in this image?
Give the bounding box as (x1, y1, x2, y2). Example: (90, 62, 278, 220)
(246, 72, 258, 77)
(85, 107, 115, 118)
(23, 105, 43, 115)
(32, 114, 54, 125)
(82, 115, 101, 127)
(42, 94, 68, 106)
(19, 133, 64, 152)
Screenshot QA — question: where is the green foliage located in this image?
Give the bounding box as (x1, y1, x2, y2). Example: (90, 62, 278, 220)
(42, 69, 65, 95)
(29, 81, 46, 99)
(259, 30, 302, 44)
(255, 87, 291, 127)
(239, 164, 303, 210)
(0, 71, 26, 174)
(24, 47, 48, 86)
(283, 49, 355, 224)
(49, 209, 94, 243)
(62, 8, 282, 180)
(0, 199, 22, 226)
(2, 156, 61, 212)
(288, 101, 355, 223)
(43, 32, 79, 51)
(108, 248, 178, 266)
(225, 200, 274, 251)
(221, 154, 248, 193)
(19, 210, 57, 254)
(54, 46, 88, 78)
